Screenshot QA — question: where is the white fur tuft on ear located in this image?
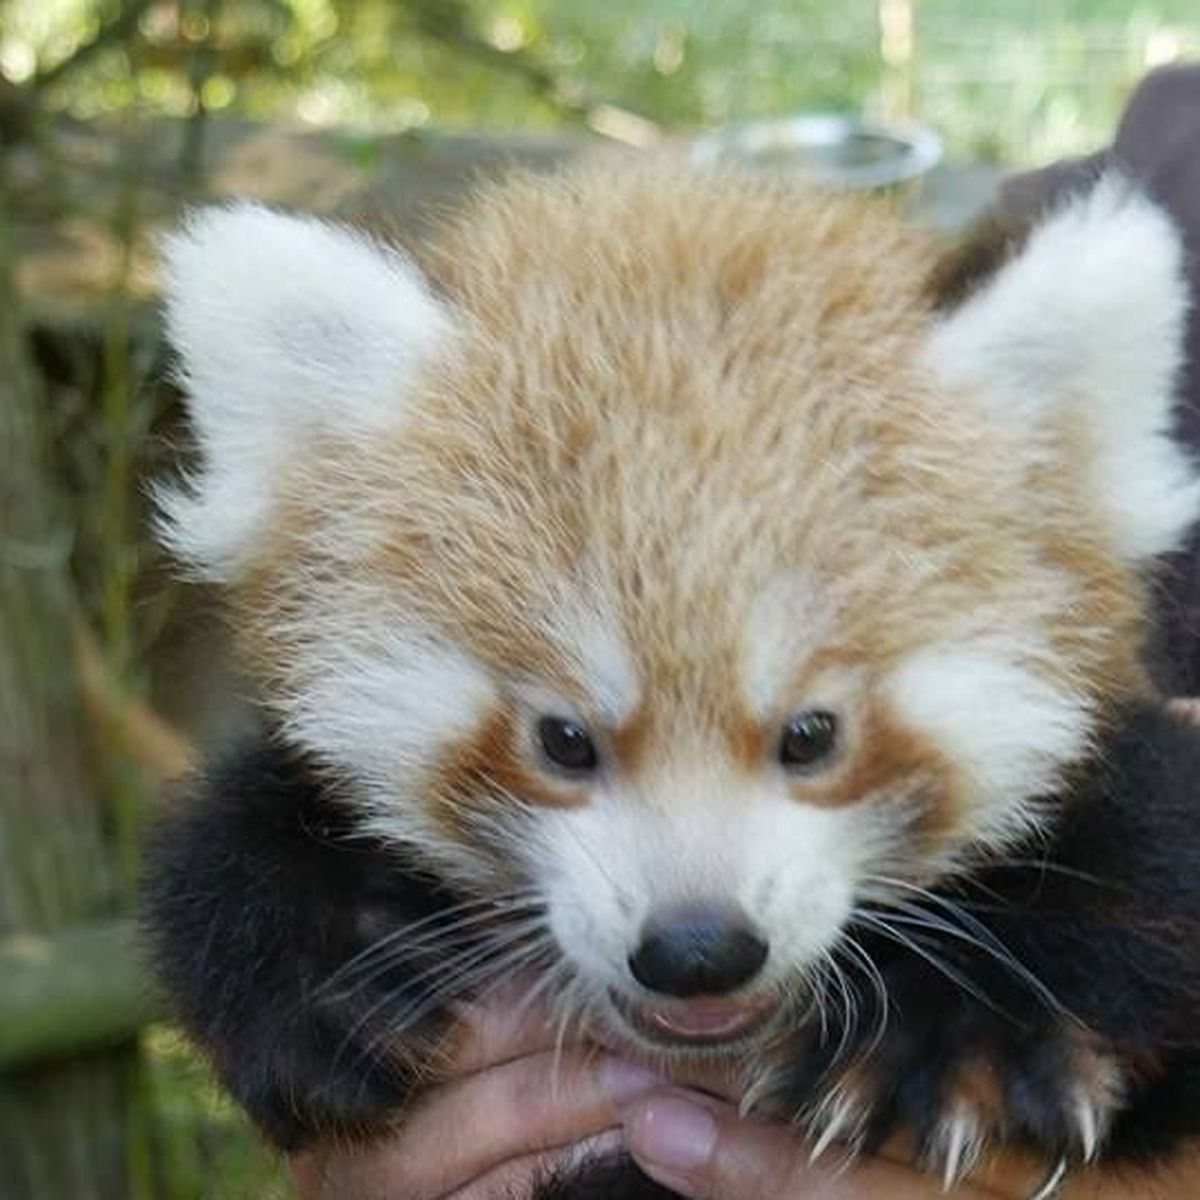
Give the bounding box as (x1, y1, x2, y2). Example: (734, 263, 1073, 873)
(888, 639, 1092, 848)
(926, 175, 1199, 562)
(158, 203, 452, 579)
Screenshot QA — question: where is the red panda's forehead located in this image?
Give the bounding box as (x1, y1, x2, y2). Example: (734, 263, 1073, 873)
(370, 185, 961, 644)
(343, 366, 1035, 731)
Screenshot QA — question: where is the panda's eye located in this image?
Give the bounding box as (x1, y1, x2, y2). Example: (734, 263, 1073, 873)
(536, 716, 599, 774)
(779, 710, 839, 770)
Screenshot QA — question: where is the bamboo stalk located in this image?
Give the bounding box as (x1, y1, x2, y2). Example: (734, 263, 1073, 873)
(0, 922, 159, 1071)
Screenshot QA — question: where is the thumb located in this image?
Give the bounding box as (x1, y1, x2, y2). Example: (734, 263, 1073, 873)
(622, 1090, 1004, 1200)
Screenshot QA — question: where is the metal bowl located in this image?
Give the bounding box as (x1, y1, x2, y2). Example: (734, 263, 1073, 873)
(688, 113, 943, 190)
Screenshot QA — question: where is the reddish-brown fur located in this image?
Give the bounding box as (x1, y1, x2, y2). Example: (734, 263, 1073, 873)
(230, 161, 1145, 844)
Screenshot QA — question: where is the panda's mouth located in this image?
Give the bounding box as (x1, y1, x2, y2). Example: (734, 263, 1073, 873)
(608, 989, 777, 1048)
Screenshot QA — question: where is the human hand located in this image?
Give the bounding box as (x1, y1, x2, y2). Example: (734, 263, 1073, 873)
(289, 1013, 1050, 1200)
(289, 1009, 1010, 1200)
(290, 992, 664, 1199)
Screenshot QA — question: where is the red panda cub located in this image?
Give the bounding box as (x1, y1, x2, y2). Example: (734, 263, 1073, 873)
(145, 161, 1200, 1198)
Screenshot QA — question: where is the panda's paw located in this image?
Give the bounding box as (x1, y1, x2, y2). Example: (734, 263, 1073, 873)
(801, 1025, 1122, 1189)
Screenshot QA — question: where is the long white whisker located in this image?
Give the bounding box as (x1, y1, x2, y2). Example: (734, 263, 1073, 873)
(332, 921, 551, 1074)
(851, 910, 1008, 1017)
(347, 936, 557, 1114)
(318, 914, 550, 1010)
(826, 953, 856, 1067)
(836, 932, 890, 1062)
(315, 889, 544, 998)
(860, 875, 1067, 1016)
(878, 903, 1067, 1017)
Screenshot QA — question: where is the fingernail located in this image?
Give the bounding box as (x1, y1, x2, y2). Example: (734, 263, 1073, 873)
(599, 1057, 664, 1102)
(628, 1094, 718, 1172)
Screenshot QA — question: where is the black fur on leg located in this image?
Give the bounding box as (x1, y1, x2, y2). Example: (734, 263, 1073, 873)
(141, 736, 463, 1150)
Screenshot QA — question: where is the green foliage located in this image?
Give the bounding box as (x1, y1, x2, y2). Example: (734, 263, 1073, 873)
(145, 1029, 288, 1200)
(2, 0, 1199, 159)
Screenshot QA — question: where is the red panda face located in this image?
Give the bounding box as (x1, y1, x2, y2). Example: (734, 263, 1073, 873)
(160, 164, 1195, 1051)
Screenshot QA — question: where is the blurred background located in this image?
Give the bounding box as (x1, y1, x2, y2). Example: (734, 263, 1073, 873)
(2, 2, 1197, 1198)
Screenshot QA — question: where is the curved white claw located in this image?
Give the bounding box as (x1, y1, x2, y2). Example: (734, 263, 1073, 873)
(1070, 1057, 1122, 1163)
(929, 1109, 986, 1193)
(807, 1087, 867, 1164)
(1075, 1093, 1100, 1163)
(1027, 1158, 1071, 1200)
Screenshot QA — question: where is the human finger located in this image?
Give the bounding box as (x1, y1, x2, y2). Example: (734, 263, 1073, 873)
(297, 1050, 660, 1200)
(623, 1090, 1010, 1200)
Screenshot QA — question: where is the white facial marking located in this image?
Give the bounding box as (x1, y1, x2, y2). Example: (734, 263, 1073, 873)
(926, 175, 1200, 563)
(887, 639, 1091, 846)
(528, 760, 904, 1007)
(158, 204, 453, 579)
(538, 575, 641, 724)
(282, 627, 495, 805)
(743, 575, 836, 715)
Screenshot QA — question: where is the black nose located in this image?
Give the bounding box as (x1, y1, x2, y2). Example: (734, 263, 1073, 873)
(628, 906, 768, 997)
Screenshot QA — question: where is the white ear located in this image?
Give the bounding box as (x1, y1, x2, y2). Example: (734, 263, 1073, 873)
(926, 176, 1199, 562)
(158, 203, 452, 579)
